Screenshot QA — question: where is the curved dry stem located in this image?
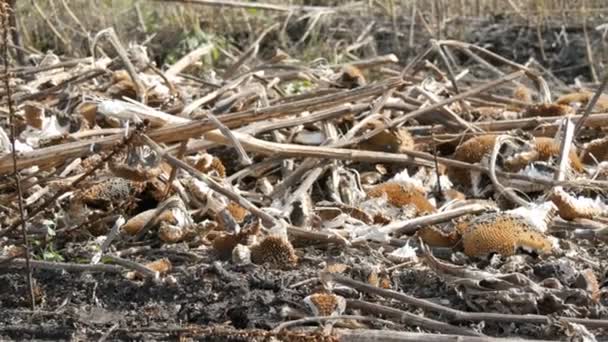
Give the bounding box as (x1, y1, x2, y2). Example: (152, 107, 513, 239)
(272, 314, 395, 333)
(488, 135, 530, 207)
(91, 28, 147, 103)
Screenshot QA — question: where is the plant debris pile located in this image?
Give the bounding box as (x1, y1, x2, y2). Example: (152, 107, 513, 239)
(1, 9, 608, 342)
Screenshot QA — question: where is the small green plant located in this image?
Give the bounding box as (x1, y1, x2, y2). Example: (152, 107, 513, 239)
(31, 239, 64, 262)
(42, 246, 64, 262)
(283, 79, 313, 95)
(28, 220, 64, 262)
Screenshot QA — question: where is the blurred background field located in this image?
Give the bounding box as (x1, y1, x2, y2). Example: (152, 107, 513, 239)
(15, 0, 608, 83)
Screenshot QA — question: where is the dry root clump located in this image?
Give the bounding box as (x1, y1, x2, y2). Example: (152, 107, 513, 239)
(418, 203, 556, 255)
(513, 85, 532, 103)
(212, 218, 260, 260)
(443, 188, 466, 202)
(521, 103, 574, 117)
(194, 154, 226, 178)
(582, 136, 608, 163)
(122, 208, 178, 235)
(556, 91, 608, 112)
(504, 137, 584, 173)
(304, 292, 346, 317)
(75, 177, 146, 207)
(416, 225, 460, 247)
(533, 137, 584, 172)
(448, 135, 583, 190)
(366, 182, 435, 214)
(108, 69, 171, 109)
(357, 126, 414, 153)
(250, 235, 298, 269)
(472, 106, 519, 120)
(22, 102, 45, 129)
(550, 187, 608, 220)
(76, 102, 98, 127)
(212, 233, 249, 260)
(109, 155, 162, 182)
(461, 213, 553, 257)
(447, 134, 497, 187)
(225, 202, 248, 223)
(574, 269, 601, 303)
(146, 258, 172, 275)
(335, 65, 366, 89)
(158, 222, 192, 243)
(127, 258, 172, 280)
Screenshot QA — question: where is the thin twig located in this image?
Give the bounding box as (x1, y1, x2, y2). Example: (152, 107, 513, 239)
(152, 0, 333, 12)
(333, 328, 552, 342)
(272, 314, 395, 332)
(104, 255, 158, 279)
(206, 111, 253, 166)
(323, 272, 608, 329)
(2, 2, 35, 310)
(347, 299, 481, 336)
(164, 140, 188, 200)
(554, 117, 575, 182)
(1, 258, 123, 273)
(574, 70, 608, 136)
(581, 4, 599, 83)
